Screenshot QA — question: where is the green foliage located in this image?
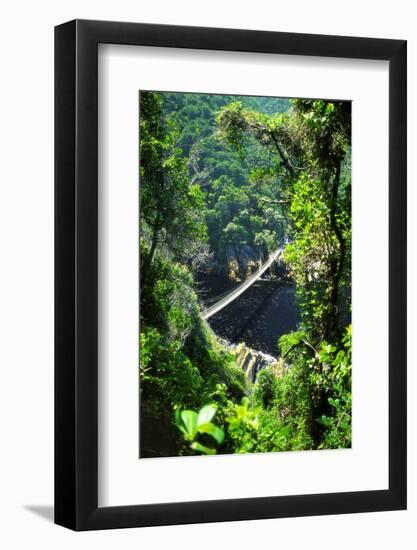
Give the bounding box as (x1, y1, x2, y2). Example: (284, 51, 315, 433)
(216, 98, 351, 339)
(140, 325, 204, 457)
(139, 250, 246, 457)
(139, 91, 207, 285)
(254, 360, 315, 450)
(175, 404, 225, 455)
(316, 325, 352, 448)
(278, 330, 310, 358)
(223, 396, 291, 454)
(163, 93, 289, 277)
(275, 325, 352, 450)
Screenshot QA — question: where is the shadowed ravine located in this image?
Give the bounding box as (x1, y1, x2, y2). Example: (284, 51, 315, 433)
(197, 275, 300, 356)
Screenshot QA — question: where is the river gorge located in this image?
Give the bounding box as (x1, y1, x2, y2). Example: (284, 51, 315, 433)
(197, 274, 300, 358)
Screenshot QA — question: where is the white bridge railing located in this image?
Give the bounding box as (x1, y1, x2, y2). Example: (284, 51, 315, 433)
(201, 248, 283, 320)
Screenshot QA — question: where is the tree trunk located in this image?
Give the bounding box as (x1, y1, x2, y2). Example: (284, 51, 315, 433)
(271, 133, 295, 179)
(326, 159, 346, 341)
(233, 243, 244, 280)
(141, 215, 161, 284)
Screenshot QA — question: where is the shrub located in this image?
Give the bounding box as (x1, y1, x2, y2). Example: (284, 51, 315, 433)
(316, 325, 352, 449)
(174, 404, 225, 455)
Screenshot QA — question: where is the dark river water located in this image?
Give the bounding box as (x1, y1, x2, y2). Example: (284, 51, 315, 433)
(196, 275, 300, 357)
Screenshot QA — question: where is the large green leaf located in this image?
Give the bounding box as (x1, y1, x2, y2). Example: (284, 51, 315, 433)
(197, 404, 217, 426)
(174, 408, 187, 435)
(198, 422, 225, 445)
(180, 410, 198, 439)
(190, 441, 216, 455)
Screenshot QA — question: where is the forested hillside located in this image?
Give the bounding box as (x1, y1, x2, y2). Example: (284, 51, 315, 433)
(139, 91, 352, 458)
(163, 93, 291, 278)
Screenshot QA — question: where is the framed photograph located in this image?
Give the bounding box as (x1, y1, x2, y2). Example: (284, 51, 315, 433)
(55, 19, 406, 530)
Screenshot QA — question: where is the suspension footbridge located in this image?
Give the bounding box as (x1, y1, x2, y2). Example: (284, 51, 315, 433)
(201, 248, 284, 320)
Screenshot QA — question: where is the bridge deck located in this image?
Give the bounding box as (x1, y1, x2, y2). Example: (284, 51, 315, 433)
(201, 248, 283, 320)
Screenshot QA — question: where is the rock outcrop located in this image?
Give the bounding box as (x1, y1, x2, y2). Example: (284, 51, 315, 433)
(206, 244, 289, 282)
(232, 342, 278, 383)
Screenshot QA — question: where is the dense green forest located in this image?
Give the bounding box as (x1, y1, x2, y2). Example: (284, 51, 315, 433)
(139, 91, 352, 457)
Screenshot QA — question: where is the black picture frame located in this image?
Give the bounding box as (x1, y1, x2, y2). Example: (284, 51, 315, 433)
(55, 19, 407, 531)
